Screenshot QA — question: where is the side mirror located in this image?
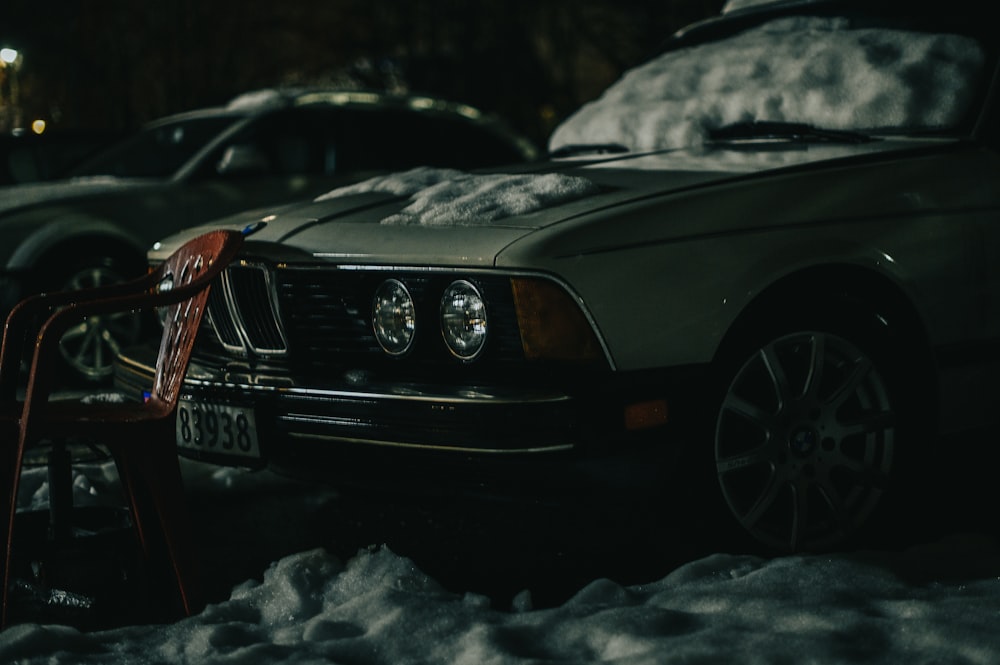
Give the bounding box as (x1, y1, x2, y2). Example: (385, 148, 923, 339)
(216, 144, 269, 176)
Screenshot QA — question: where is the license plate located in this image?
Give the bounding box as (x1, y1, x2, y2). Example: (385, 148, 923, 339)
(176, 398, 261, 459)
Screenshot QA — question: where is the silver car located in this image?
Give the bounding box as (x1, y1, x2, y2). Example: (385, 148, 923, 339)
(0, 89, 539, 381)
(116, 0, 999, 552)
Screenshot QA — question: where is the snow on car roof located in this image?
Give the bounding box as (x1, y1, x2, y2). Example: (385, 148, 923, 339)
(548, 16, 984, 154)
(316, 166, 600, 227)
(721, 0, 811, 12)
(225, 89, 296, 111)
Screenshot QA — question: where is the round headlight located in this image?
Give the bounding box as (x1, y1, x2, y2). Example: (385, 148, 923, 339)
(373, 279, 415, 355)
(440, 280, 488, 360)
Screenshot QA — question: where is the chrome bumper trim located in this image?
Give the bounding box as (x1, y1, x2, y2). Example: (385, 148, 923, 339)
(282, 425, 574, 455)
(119, 352, 573, 406)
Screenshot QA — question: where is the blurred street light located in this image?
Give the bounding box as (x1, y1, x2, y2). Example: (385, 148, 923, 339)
(1, 47, 24, 132)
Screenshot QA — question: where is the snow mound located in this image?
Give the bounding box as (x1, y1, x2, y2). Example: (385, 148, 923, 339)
(549, 17, 984, 153)
(3, 537, 999, 664)
(316, 166, 600, 227)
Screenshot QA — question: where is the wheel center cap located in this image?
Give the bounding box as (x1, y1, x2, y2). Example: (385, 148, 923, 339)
(788, 426, 818, 456)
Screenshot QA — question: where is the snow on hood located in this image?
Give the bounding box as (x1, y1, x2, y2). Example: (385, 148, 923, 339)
(315, 166, 601, 227)
(549, 16, 984, 154)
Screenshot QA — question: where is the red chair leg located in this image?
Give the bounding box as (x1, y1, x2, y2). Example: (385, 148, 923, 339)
(114, 443, 203, 617)
(1, 439, 23, 628)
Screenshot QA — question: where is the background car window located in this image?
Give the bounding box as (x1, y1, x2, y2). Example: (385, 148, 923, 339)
(333, 108, 529, 173)
(69, 116, 239, 178)
(204, 107, 338, 179)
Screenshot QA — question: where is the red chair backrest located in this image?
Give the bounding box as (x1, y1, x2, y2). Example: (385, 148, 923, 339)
(149, 230, 244, 407)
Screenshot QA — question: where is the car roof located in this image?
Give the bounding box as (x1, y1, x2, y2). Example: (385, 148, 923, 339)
(672, 0, 996, 47)
(147, 88, 510, 127)
(141, 88, 540, 160)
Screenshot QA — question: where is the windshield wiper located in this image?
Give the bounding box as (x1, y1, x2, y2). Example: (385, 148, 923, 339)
(549, 143, 630, 158)
(708, 121, 874, 145)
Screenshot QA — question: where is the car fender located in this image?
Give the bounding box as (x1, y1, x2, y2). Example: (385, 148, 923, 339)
(5, 210, 147, 271)
(504, 211, 981, 373)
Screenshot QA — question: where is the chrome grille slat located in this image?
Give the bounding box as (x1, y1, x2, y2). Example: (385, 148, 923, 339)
(206, 278, 243, 352)
(226, 264, 287, 354)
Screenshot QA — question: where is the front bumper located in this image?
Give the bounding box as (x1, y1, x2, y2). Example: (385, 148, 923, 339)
(114, 344, 704, 495)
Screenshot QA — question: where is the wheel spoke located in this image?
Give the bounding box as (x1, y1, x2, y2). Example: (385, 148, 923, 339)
(721, 392, 774, 429)
(838, 409, 894, 439)
(789, 482, 808, 551)
(716, 444, 774, 473)
(101, 328, 123, 357)
(827, 356, 874, 409)
(815, 476, 850, 529)
(741, 471, 783, 530)
(93, 328, 105, 370)
(828, 453, 890, 489)
(72, 325, 99, 363)
(760, 342, 794, 404)
(59, 321, 90, 343)
(802, 333, 826, 401)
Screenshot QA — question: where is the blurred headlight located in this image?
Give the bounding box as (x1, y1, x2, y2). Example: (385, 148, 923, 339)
(440, 280, 488, 360)
(373, 279, 416, 355)
(155, 274, 174, 326)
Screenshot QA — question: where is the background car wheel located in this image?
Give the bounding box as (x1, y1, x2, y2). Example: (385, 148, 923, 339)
(714, 330, 896, 551)
(47, 256, 144, 384)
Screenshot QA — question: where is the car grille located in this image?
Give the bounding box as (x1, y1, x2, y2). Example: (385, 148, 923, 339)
(206, 263, 287, 355)
(199, 264, 526, 376)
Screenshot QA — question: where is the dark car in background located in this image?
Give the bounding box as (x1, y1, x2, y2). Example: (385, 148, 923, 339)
(0, 89, 539, 381)
(116, 0, 999, 552)
(0, 129, 124, 185)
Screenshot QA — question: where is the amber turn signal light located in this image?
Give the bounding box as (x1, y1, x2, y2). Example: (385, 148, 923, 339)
(511, 277, 603, 362)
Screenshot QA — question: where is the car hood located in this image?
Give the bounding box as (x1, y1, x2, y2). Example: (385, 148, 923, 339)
(151, 139, 946, 267)
(0, 176, 161, 214)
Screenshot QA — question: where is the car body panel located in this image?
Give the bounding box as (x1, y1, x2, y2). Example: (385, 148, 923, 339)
(498, 144, 1000, 370)
(147, 139, 1000, 373)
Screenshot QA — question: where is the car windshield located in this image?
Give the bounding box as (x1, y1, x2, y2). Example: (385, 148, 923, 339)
(549, 11, 992, 155)
(68, 115, 240, 178)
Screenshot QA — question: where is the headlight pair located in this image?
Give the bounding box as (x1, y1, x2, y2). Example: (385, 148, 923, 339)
(372, 279, 488, 360)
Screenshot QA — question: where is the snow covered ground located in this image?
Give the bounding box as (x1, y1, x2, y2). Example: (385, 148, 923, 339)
(1, 458, 999, 665)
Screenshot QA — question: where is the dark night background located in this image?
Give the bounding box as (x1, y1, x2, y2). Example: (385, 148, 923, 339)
(1, 0, 724, 149)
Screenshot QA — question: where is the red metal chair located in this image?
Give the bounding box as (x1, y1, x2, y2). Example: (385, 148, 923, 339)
(0, 229, 244, 627)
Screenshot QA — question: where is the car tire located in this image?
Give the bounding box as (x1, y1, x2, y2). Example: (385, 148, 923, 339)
(711, 306, 924, 553)
(43, 255, 145, 384)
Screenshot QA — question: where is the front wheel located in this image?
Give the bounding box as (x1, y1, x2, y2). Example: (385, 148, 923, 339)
(714, 330, 897, 552)
(51, 258, 144, 383)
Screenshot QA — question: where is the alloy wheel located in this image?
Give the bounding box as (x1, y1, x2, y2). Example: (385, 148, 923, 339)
(714, 331, 895, 551)
(57, 264, 142, 382)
